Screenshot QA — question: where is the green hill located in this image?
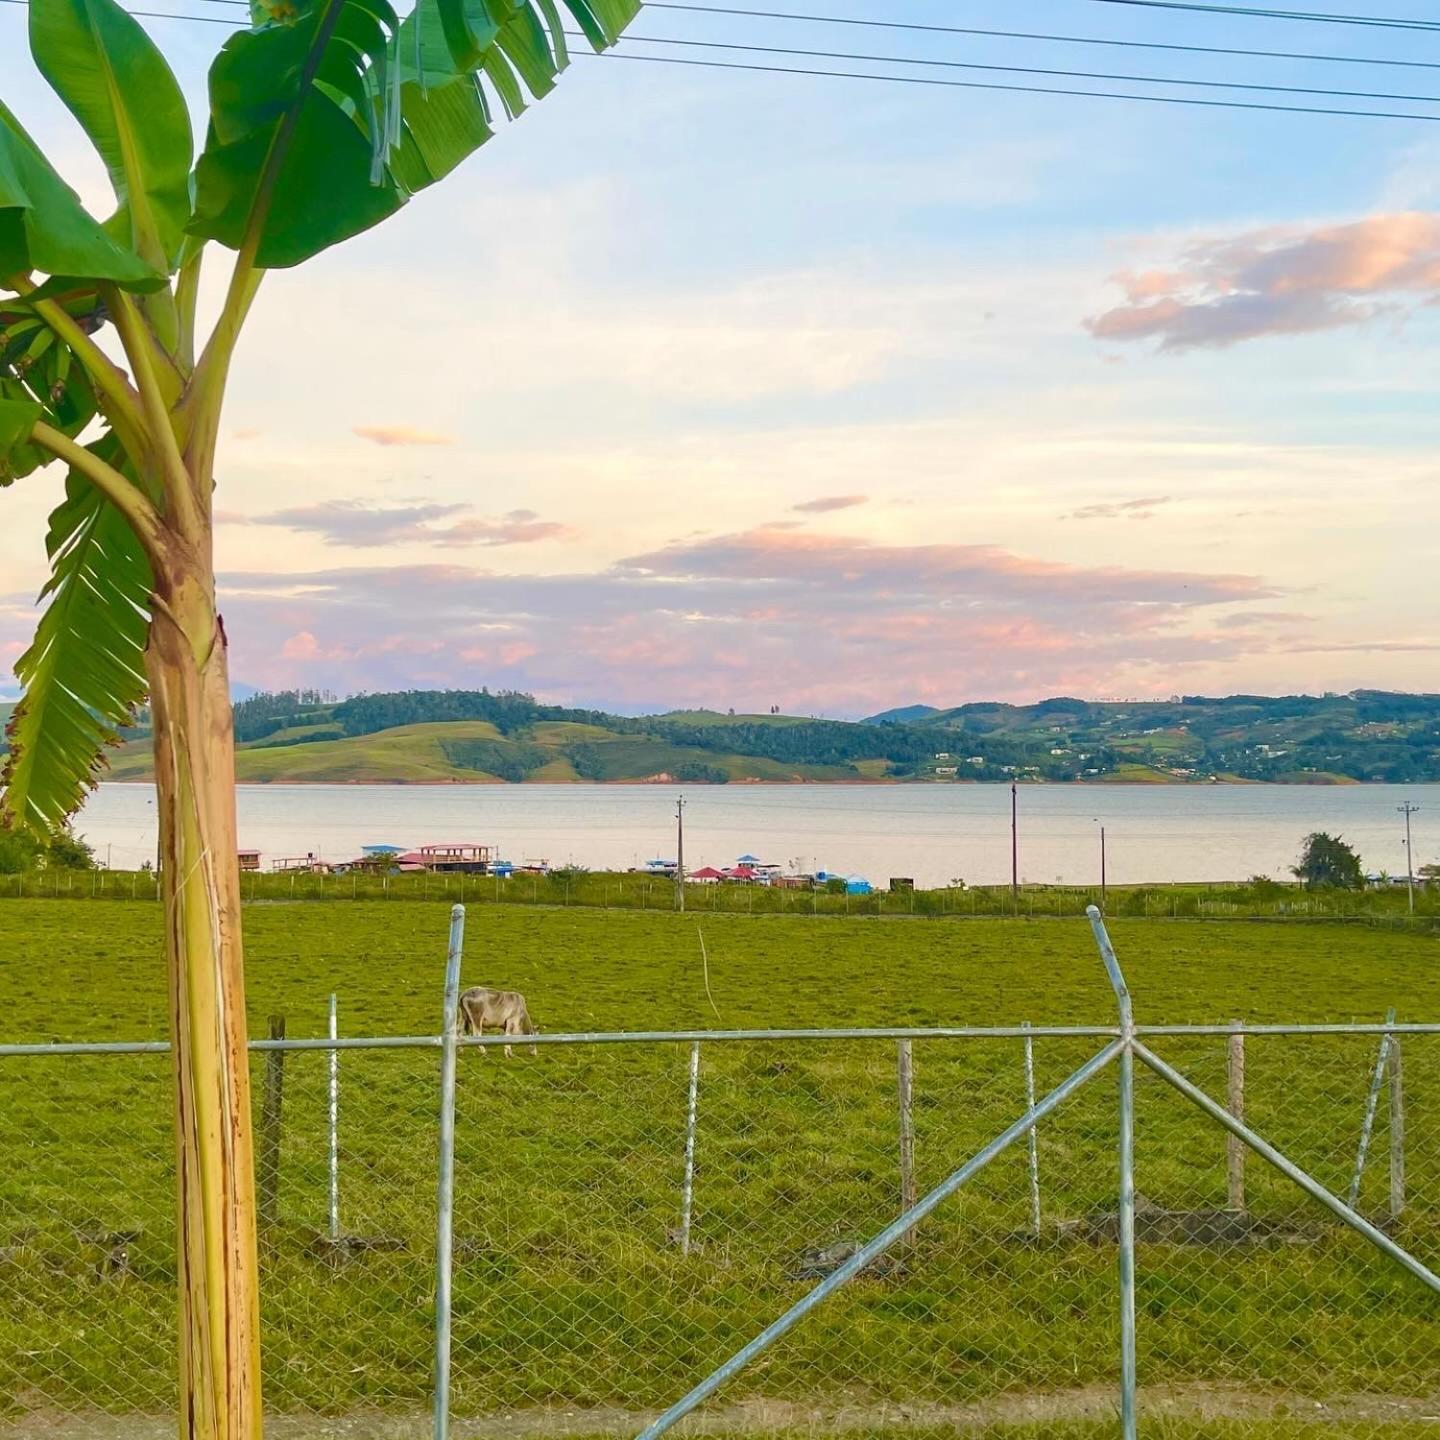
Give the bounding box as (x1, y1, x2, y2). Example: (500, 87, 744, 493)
(12, 687, 1440, 786)
(863, 703, 941, 725)
(888, 690, 1440, 783)
(103, 701, 870, 785)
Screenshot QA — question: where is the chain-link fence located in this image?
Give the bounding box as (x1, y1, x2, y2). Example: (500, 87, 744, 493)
(1, 908, 1438, 1438)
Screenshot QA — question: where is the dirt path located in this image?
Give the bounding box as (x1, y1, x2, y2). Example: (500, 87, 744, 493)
(6, 1386, 1440, 1438)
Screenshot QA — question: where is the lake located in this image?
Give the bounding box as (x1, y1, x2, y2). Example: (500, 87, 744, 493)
(72, 782, 1437, 889)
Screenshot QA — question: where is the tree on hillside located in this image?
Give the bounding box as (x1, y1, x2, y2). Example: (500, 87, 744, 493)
(0, 1, 638, 1433)
(1293, 832, 1364, 890)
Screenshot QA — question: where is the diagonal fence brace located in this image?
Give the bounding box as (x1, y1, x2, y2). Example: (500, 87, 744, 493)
(633, 1038, 1124, 1440)
(1133, 1040, 1440, 1298)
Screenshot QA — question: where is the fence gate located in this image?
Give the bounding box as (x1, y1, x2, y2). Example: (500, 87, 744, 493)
(627, 907, 1440, 1440)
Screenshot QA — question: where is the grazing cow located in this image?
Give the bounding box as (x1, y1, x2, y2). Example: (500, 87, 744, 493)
(458, 986, 539, 1058)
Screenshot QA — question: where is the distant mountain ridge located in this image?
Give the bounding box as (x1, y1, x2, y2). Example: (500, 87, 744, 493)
(863, 704, 940, 726)
(72, 686, 1440, 785)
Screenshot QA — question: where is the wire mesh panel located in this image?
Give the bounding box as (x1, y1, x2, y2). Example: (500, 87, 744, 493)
(1130, 1032, 1440, 1433)
(441, 1033, 1129, 1417)
(255, 1046, 439, 1412)
(0, 1025, 1437, 1439)
(0, 1053, 177, 1422)
(448, 1037, 909, 1410)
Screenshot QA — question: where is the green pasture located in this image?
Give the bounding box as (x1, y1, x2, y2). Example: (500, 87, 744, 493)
(0, 903, 1437, 1428)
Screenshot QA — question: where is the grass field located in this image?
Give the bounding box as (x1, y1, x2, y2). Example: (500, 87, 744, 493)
(102, 719, 863, 785)
(1, 903, 1438, 1434)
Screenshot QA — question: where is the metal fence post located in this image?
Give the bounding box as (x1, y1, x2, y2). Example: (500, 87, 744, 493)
(1134, 1039, 1440, 1299)
(259, 1015, 285, 1226)
(897, 1039, 916, 1247)
(1348, 1008, 1396, 1210)
(681, 1041, 701, 1256)
(1390, 1033, 1406, 1220)
(328, 993, 339, 1242)
(1088, 906, 1136, 1440)
(1023, 1021, 1040, 1237)
(434, 904, 466, 1440)
(1227, 1020, 1246, 1212)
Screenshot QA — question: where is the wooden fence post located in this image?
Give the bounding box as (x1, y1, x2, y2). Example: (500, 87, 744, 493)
(1390, 1035, 1406, 1221)
(898, 1040, 915, 1246)
(1227, 1021, 1246, 1212)
(259, 1014, 286, 1226)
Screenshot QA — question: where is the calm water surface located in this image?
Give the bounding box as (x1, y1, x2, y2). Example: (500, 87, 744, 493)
(73, 782, 1438, 889)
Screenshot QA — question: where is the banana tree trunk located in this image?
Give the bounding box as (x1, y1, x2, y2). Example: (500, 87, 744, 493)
(146, 552, 263, 1440)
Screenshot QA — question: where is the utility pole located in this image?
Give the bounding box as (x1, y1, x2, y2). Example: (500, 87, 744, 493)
(1010, 781, 1018, 899)
(1398, 801, 1420, 915)
(675, 795, 686, 912)
(1100, 824, 1107, 908)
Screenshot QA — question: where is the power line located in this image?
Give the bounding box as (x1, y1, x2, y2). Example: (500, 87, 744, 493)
(584, 49, 1440, 119)
(1068, 0, 1440, 33)
(16, 0, 1440, 70)
(9, 0, 1439, 34)
(607, 31, 1440, 105)
(4, 0, 1437, 118)
(647, 3, 1440, 74)
(0, 0, 238, 15)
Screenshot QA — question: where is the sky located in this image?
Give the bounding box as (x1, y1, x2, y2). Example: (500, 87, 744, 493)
(4, 0, 1440, 718)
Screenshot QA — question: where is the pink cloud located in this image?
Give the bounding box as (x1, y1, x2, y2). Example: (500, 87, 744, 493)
(1087, 212, 1440, 351)
(279, 631, 321, 660)
(434, 511, 575, 548)
(619, 527, 1271, 607)
(352, 424, 456, 447)
(214, 525, 1287, 711)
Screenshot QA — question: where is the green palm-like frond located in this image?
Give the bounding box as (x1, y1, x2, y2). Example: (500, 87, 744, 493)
(1, 442, 152, 831)
(191, 0, 640, 268)
(4, 0, 637, 829)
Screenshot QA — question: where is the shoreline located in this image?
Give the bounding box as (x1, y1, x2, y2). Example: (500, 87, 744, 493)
(97, 774, 1366, 788)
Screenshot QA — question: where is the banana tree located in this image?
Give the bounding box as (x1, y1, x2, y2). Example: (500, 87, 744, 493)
(0, 0, 637, 1432)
